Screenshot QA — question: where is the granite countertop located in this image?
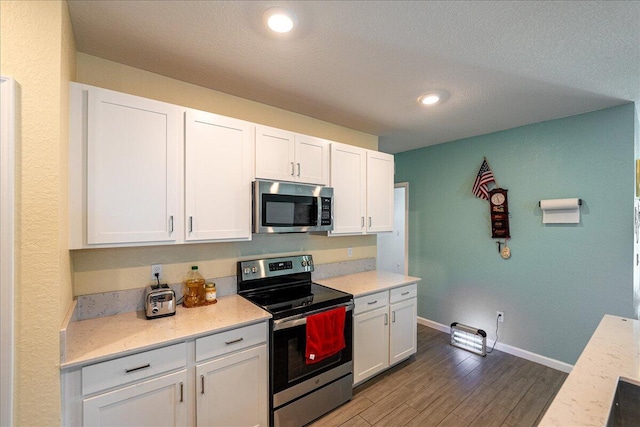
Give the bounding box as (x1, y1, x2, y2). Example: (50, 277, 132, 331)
(316, 270, 421, 297)
(539, 314, 640, 426)
(60, 294, 271, 369)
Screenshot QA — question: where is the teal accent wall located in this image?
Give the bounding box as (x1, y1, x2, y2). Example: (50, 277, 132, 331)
(395, 103, 636, 365)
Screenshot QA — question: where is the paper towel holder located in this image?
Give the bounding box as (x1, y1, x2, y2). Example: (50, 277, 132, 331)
(538, 199, 582, 207)
(538, 198, 583, 224)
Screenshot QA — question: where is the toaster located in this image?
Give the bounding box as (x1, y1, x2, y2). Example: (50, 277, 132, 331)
(145, 284, 176, 319)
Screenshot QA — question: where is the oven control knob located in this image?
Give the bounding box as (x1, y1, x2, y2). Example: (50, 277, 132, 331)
(301, 261, 307, 267)
(243, 267, 250, 275)
(251, 266, 258, 273)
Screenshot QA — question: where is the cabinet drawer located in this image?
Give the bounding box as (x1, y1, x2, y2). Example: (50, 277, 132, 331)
(354, 291, 389, 315)
(82, 342, 186, 395)
(196, 322, 267, 362)
(390, 283, 417, 304)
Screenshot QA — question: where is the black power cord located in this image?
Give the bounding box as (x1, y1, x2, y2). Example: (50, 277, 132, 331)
(486, 313, 500, 354)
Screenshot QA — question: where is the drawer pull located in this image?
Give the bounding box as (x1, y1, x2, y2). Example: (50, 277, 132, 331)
(201, 375, 205, 395)
(367, 300, 378, 305)
(401, 291, 410, 296)
(225, 337, 244, 345)
(180, 382, 184, 403)
(124, 363, 150, 374)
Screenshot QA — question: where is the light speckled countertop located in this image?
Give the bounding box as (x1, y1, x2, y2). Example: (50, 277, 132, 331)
(316, 270, 421, 297)
(539, 314, 640, 426)
(60, 294, 271, 369)
(61, 270, 420, 370)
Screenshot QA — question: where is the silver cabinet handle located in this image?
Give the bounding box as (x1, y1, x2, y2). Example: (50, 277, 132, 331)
(361, 217, 365, 228)
(367, 300, 378, 305)
(291, 162, 295, 176)
(224, 337, 244, 345)
(297, 162, 301, 177)
(169, 215, 174, 233)
(125, 363, 150, 374)
(384, 313, 388, 325)
(200, 375, 205, 395)
(368, 217, 372, 228)
(401, 291, 410, 296)
(392, 311, 396, 323)
(189, 216, 193, 233)
(180, 382, 184, 403)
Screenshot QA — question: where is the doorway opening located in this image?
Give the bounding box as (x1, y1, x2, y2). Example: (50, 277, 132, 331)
(377, 182, 408, 274)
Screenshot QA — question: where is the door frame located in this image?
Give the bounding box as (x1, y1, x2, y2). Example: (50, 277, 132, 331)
(396, 182, 409, 275)
(1, 75, 16, 427)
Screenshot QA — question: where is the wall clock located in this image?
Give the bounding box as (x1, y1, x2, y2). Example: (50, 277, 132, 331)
(489, 188, 510, 239)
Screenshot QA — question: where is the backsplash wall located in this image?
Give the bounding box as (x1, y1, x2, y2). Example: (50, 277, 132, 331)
(72, 233, 376, 295)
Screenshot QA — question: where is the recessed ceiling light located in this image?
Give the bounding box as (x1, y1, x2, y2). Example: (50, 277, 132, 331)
(264, 8, 297, 33)
(418, 91, 449, 106)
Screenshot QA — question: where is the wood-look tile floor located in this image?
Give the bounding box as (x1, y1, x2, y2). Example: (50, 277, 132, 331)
(309, 324, 568, 427)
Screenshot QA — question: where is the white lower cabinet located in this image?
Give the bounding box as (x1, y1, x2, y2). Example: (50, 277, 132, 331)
(83, 370, 187, 427)
(63, 321, 269, 427)
(196, 345, 267, 427)
(353, 283, 417, 386)
(195, 322, 268, 427)
(80, 342, 188, 427)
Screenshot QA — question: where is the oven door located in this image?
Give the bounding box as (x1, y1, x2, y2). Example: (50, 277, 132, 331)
(271, 304, 353, 405)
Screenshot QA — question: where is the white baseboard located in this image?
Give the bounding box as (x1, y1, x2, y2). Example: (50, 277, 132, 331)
(417, 316, 573, 374)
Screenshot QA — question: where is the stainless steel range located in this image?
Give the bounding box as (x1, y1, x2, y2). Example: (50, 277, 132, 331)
(238, 255, 353, 427)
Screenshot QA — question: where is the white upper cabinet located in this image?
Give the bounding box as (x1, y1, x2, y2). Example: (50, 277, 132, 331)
(70, 83, 180, 248)
(294, 134, 330, 185)
(330, 143, 367, 234)
(366, 150, 395, 233)
(255, 125, 329, 185)
(184, 110, 254, 242)
(330, 142, 394, 235)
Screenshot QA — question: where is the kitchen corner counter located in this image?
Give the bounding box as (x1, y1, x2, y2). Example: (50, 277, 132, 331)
(60, 294, 271, 370)
(316, 270, 421, 297)
(539, 314, 640, 426)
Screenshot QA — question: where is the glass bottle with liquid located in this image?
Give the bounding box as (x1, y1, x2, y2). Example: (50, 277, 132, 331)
(204, 282, 217, 305)
(183, 265, 205, 308)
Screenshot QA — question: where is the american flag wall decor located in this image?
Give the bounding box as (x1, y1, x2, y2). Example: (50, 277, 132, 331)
(472, 157, 496, 200)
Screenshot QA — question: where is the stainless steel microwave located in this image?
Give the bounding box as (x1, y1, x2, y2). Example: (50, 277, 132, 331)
(253, 180, 334, 233)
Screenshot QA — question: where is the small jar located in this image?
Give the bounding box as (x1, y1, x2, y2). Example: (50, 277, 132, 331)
(204, 282, 217, 304)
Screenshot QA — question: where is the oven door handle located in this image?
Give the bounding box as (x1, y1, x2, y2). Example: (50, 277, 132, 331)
(273, 302, 353, 331)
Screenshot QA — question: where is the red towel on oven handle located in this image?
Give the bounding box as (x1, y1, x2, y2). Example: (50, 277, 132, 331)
(305, 306, 346, 364)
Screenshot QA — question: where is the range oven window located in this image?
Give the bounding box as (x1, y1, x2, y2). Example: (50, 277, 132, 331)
(263, 194, 318, 227)
(272, 313, 353, 394)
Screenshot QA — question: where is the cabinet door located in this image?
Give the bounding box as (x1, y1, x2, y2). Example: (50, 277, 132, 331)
(294, 135, 329, 185)
(83, 370, 187, 427)
(86, 87, 179, 245)
(366, 150, 394, 233)
(390, 298, 417, 365)
(196, 344, 268, 427)
(353, 306, 390, 385)
(330, 143, 367, 235)
(185, 110, 254, 241)
(255, 126, 295, 182)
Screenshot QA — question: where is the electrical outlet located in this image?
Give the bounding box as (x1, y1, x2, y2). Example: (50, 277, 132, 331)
(348, 247, 353, 257)
(497, 311, 504, 323)
(151, 264, 162, 279)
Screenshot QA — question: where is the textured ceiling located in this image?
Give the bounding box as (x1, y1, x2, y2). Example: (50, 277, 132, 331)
(67, 1, 640, 154)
